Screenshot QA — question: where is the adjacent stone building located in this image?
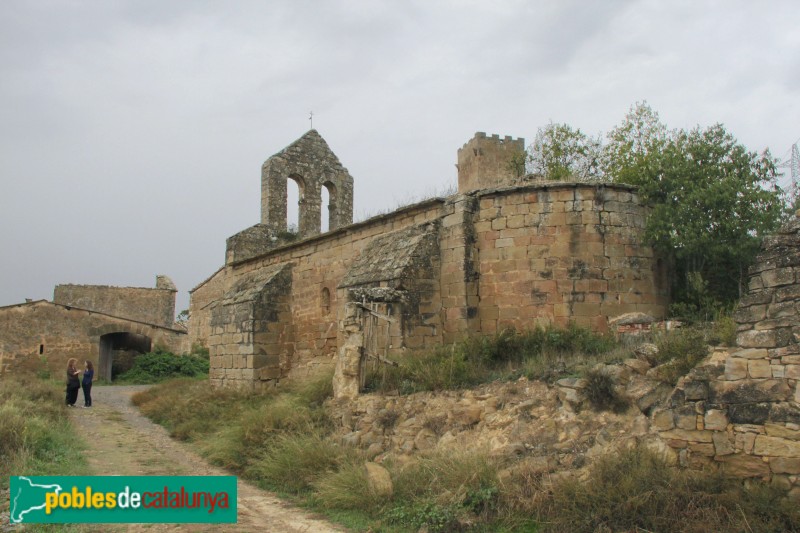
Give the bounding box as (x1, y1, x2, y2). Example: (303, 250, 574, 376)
(190, 131, 668, 393)
(0, 276, 187, 380)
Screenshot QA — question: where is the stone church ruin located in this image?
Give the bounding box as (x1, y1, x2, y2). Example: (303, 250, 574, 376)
(189, 130, 669, 394)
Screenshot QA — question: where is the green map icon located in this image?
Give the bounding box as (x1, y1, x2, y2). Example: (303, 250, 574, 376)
(10, 476, 64, 523)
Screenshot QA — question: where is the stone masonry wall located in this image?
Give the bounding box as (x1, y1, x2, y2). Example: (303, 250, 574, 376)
(187, 267, 226, 350)
(474, 183, 666, 333)
(196, 181, 666, 391)
(653, 214, 800, 496)
(0, 301, 186, 377)
(208, 265, 293, 390)
(54, 277, 177, 329)
(220, 200, 446, 383)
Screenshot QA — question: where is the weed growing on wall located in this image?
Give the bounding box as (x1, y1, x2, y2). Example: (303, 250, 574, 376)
(652, 327, 709, 385)
(364, 324, 621, 394)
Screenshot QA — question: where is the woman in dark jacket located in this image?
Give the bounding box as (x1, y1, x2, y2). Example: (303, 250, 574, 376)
(65, 358, 80, 407)
(82, 360, 94, 407)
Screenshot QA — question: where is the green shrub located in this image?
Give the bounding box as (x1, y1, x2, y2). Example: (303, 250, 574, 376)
(283, 368, 334, 407)
(132, 378, 255, 438)
(116, 349, 209, 383)
(708, 312, 737, 346)
(384, 501, 461, 532)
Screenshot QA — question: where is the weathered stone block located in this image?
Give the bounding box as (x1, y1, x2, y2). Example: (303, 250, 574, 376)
(748, 359, 772, 378)
(735, 432, 757, 454)
(675, 412, 698, 430)
(717, 454, 770, 478)
(765, 423, 800, 441)
(762, 267, 795, 288)
(770, 457, 800, 474)
(710, 379, 792, 404)
(653, 409, 675, 431)
(734, 305, 767, 324)
(705, 410, 729, 431)
(739, 292, 774, 307)
(737, 329, 778, 348)
(724, 357, 748, 380)
(767, 301, 797, 319)
(683, 380, 709, 401)
(688, 442, 716, 456)
(729, 403, 771, 425)
(713, 431, 735, 456)
(364, 462, 393, 497)
(786, 365, 800, 379)
(753, 435, 800, 457)
(660, 429, 713, 443)
(776, 284, 800, 302)
(769, 403, 800, 424)
(732, 348, 769, 360)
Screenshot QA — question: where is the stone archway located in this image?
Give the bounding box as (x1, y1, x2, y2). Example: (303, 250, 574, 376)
(98, 332, 152, 381)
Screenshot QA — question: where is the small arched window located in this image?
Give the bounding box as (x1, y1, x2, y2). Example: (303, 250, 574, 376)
(321, 287, 331, 315)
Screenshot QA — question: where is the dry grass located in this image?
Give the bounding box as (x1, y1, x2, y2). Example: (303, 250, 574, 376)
(533, 446, 800, 533)
(0, 374, 87, 492)
(364, 325, 623, 394)
(131, 369, 800, 532)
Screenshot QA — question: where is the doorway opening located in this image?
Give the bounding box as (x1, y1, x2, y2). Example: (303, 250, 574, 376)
(98, 332, 152, 381)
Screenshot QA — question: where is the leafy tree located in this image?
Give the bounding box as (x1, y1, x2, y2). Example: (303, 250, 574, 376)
(604, 104, 785, 317)
(603, 102, 667, 187)
(527, 122, 603, 181)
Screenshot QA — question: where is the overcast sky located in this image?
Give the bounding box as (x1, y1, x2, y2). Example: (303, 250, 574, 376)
(1, 0, 798, 314)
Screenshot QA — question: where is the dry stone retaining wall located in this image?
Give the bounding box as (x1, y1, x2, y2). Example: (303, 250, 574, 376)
(653, 214, 800, 496)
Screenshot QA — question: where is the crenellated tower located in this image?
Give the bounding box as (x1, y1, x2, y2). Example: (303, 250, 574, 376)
(457, 132, 525, 193)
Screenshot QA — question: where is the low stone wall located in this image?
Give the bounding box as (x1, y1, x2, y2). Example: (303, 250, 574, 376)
(652, 215, 800, 497)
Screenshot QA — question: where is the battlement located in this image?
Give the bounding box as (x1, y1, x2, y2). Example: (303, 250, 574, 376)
(459, 132, 524, 150)
(457, 132, 526, 193)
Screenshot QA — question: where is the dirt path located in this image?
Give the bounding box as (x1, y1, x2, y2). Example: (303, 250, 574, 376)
(70, 385, 344, 533)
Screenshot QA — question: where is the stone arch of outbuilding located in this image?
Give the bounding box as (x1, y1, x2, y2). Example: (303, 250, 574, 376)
(90, 322, 178, 381)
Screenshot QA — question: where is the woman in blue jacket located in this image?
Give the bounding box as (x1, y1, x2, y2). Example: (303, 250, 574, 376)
(82, 360, 94, 407)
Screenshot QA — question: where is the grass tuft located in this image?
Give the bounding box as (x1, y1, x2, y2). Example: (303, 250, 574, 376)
(582, 368, 629, 413)
(313, 459, 392, 512)
(653, 327, 709, 385)
(248, 432, 346, 494)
